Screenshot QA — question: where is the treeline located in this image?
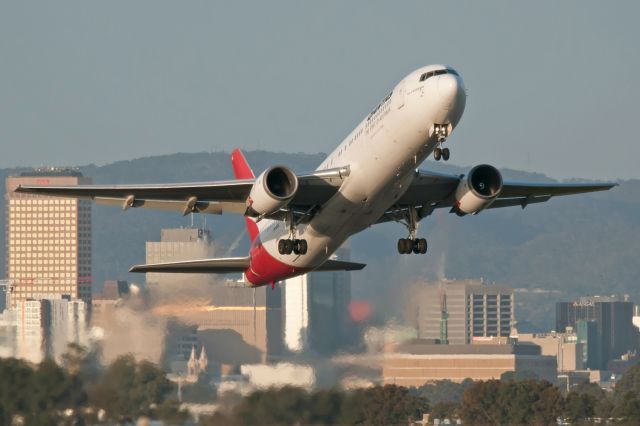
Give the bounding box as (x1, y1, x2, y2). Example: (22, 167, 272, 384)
(206, 364, 640, 425)
(3, 345, 640, 425)
(0, 345, 188, 425)
(203, 385, 428, 425)
(414, 364, 640, 425)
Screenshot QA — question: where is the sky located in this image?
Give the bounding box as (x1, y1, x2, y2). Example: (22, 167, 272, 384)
(1, 1, 638, 180)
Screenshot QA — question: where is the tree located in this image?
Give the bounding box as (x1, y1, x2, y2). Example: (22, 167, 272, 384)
(458, 380, 503, 425)
(26, 359, 87, 425)
(612, 391, 640, 424)
(564, 392, 596, 424)
(615, 361, 640, 401)
(341, 385, 429, 425)
(232, 386, 311, 425)
(414, 379, 473, 404)
(0, 357, 35, 425)
(429, 401, 458, 422)
(60, 343, 101, 383)
(459, 379, 563, 426)
(89, 355, 177, 422)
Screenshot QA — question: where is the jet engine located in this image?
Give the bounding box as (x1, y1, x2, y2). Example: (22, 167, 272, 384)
(245, 166, 299, 217)
(453, 164, 503, 215)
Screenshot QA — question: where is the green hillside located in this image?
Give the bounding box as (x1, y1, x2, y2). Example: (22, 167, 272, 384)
(1, 152, 635, 331)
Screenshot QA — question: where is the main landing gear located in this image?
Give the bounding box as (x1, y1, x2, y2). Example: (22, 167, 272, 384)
(396, 206, 428, 255)
(397, 237, 427, 254)
(278, 238, 307, 255)
(433, 124, 450, 162)
(277, 210, 308, 255)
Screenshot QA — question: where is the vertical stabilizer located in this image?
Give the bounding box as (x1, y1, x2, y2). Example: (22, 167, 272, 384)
(231, 149, 260, 242)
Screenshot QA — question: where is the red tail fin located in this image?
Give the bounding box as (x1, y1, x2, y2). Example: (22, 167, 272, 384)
(231, 149, 260, 242)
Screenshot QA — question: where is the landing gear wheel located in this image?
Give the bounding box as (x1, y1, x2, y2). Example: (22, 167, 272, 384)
(298, 239, 308, 255)
(278, 239, 287, 255)
(442, 148, 450, 161)
(416, 238, 428, 254)
(397, 238, 410, 254)
(283, 239, 294, 255)
(292, 239, 301, 255)
(434, 148, 442, 161)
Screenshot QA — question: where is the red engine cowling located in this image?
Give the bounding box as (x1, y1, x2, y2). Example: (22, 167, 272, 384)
(453, 164, 503, 215)
(246, 166, 298, 217)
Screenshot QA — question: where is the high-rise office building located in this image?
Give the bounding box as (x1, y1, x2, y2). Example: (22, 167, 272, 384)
(5, 170, 92, 307)
(417, 280, 514, 344)
(282, 248, 352, 355)
(145, 227, 214, 287)
(556, 296, 636, 369)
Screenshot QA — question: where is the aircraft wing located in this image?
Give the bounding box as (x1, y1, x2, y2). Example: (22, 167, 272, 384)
(14, 166, 349, 216)
(379, 169, 617, 222)
(129, 256, 250, 273)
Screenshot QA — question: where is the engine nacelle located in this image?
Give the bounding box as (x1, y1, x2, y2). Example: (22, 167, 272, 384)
(246, 166, 299, 217)
(453, 164, 503, 215)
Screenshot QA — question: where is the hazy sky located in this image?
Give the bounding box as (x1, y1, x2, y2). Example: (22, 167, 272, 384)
(1, 1, 638, 179)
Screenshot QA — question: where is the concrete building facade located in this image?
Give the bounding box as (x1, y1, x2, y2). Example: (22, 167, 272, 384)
(556, 296, 637, 369)
(518, 332, 584, 372)
(418, 280, 514, 344)
(152, 282, 283, 365)
(145, 227, 215, 287)
(282, 248, 352, 355)
(14, 296, 88, 363)
(5, 170, 92, 306)
(383, 340, 556, 386)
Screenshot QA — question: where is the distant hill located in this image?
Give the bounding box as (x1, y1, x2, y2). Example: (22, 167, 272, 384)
(1, 151, 636, 331)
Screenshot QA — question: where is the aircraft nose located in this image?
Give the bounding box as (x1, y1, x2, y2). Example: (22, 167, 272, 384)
(437, 74, 464, 109)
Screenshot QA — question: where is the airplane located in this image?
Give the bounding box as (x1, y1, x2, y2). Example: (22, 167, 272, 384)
(16, 64, 616, 287)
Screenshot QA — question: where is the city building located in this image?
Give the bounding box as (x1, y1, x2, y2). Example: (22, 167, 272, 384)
(556, 296, 637, 369)
(282, 248, 352, 355)
(0, 279, 10, 313)
(5, 169, 92, 307)
(417, 280, 514, 344)
(91, 280, 130, 329)
(576, 320, 600, 370)
(517, 332, 584, 372)
(145, 227, 215, 287)
(14, 296, 88, 363)
(152, 281, 283, 365)
(383, 339, 556, 386)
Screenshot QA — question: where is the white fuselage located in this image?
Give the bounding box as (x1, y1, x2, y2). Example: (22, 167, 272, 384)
(258, 65, 466, 269)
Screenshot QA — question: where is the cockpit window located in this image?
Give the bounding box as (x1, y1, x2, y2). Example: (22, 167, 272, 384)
(419, 68, 458, 82)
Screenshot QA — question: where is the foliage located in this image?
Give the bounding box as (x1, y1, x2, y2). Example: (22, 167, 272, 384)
(413, 378, 473, 404)
(458, 379, 563, 426)
(429, 401, 458, 421)
(0, 357, 86, 425)
(231, 385, 428, 425)
(88, 354, 176, 422)
(564, 391, 596, 424)
(0, 351, 186, 425)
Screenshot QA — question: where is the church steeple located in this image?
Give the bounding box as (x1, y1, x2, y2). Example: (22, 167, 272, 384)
(198, 346, 208, 373)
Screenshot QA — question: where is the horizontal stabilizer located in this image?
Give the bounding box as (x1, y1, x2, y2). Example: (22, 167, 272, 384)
(314, 259, 366, 272)
(129, 257, 250, 274)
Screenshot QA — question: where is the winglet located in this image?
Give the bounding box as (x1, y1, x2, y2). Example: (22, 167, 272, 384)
(230, 149, 259, 242)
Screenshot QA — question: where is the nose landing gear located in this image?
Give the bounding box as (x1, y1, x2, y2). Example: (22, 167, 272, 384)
(433, 124, 450, 162)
